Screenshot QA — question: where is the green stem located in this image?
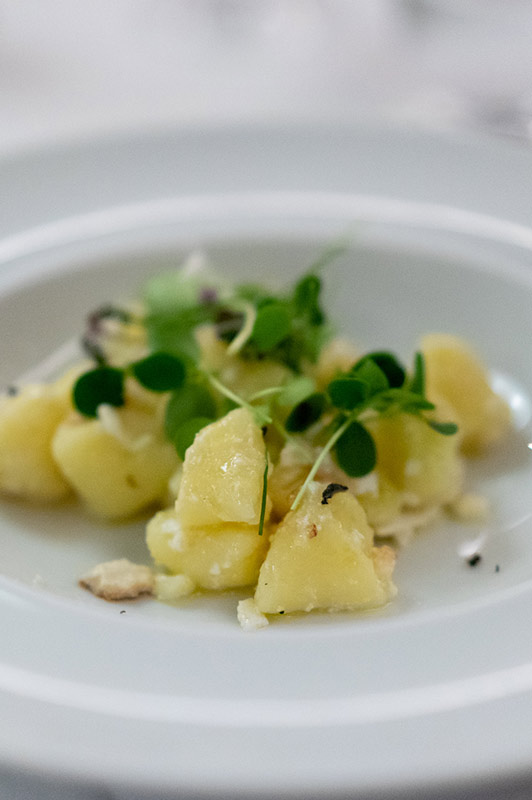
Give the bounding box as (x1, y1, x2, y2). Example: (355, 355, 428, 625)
(258, 450, 269, 536)
(247, 385, 284, 402)
(206, 372, 272, 425)
(290, 413, 353, 511)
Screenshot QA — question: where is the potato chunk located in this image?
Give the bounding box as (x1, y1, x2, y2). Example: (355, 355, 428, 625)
(254, 482, 395, 614)
(175, 408, 268, 527)
(421, 333, 511, 454)
(366, 412, 463, 510)
(52, 404, 178, 519)
(0, 386, 71, 502)
(147, 509, 269, 590)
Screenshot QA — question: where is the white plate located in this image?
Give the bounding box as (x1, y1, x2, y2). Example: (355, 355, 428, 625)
(2, 126, 532, 800)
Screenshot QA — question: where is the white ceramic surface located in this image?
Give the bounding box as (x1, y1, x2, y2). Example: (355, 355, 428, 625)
(2, 127, 532, 799)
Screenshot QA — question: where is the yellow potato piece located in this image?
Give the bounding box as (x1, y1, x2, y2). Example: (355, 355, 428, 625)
(422, 333, 511, 455)
(175, 408, 269, 527)
(254, 482, 395, 614)
(147, 508, 269, 590)
(366, 412, 463, 509)
(52, 404, 178, 519)
(0, 386, 71, 502)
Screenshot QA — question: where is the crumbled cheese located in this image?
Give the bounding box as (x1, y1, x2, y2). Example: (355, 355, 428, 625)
(161, 516, 181, 534)
(376, 506, 440, 546)
(80, 558, 154, 601)
(352, 471, 379, 496)
(237, 598, 269, 631)
(404, 459, 422, 477)
(372, 544, 397, 583)
(449, 493, 490, 522)
(154, 573, 195, 602)
(164, 517, 184, 552)
(96, 404, 153, 452)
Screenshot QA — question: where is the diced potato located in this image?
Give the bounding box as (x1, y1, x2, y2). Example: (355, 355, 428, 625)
(421, 333, 511, 455)
(52, 403, 178, 519)
(366, 412, 462, 510)
(175, 408, 269, 527)
(0, 386, 71, 502)
(147, 508, 269, 590)
(254, 482, 395, 614)
(154, 573, 195, 602)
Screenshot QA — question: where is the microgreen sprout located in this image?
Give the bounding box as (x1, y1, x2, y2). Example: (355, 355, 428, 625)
(71, 254, 458, 516)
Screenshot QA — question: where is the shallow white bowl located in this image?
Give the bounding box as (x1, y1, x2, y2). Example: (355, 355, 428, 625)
(2, 127, 532, 799)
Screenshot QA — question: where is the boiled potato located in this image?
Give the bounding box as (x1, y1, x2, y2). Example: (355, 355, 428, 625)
(52, 403, 178, 519)
(175, 408, 269, 527)
(0, 386, 71, 502)
(421, 333, 511, 455)
(254, 481, 395, 614)
(147, 508, 269, 590)
(366, 411, 463, 509)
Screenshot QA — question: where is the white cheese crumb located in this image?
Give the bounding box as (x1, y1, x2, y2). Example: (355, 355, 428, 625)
(449, 493, 490, 522)
(167, 519, 185, 552)
(97, 404, 153, 452)
(79, 558, 154, 601)
(404, 459, 422, 477)
(237, 598, 269, 631)
(376, 506, 440, 545)
(154, 573, 195, 602)
(161, 516, 181, 534)
(353, 471, 379, 496)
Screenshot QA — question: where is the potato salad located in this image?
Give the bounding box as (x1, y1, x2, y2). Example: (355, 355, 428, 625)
(0, 256, 511, 629)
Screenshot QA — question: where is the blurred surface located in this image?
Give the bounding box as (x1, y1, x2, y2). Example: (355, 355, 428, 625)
(0, 0, 531, 154)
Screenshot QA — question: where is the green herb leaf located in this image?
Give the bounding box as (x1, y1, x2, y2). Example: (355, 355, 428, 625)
(164, 384, 217, 441)
(409, 351, 426, 396)
(73, 366, 125, 418)
(334, 420, 377, 477)
(285, 392, 327, 433)
(372, 388, 435, 412)
(276, 376, 316, 408)
(173, 416, 215, 460)
(351, 358, 389, 395)
(144, 306, 215, 361)
(258, 451, 269, 536)
(293, 274, 324, 325)
(427, 420, 459, 436)
(144, 269, 216, 315)
(131, 352, 186, 392)
(328, 377, 368, 410)
(354, 352, 405, 389)
(251, 303, 292, 351)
